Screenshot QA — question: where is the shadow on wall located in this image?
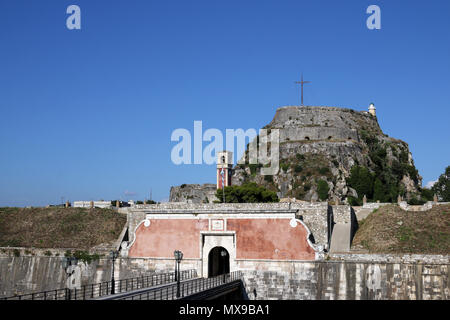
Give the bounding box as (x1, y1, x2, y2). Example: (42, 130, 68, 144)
(350, 207, 359, 245)
(327, 206, 334, 251)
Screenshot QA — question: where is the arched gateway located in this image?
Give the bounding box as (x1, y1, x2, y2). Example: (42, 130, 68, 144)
(208, 246, 230, 277)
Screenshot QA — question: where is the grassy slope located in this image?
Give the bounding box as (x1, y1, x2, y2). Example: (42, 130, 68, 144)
(0, 207, 126, 250)
(352, 204, 450, 254)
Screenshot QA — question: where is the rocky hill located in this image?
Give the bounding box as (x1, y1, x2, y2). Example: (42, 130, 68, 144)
(169, 183, 218, 203)
(232, 106, 422, 203)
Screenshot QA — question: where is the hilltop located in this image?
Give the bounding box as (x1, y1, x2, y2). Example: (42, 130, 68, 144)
(232, 105, 422, 204)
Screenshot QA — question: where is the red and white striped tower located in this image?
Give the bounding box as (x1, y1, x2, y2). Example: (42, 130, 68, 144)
(217, 151, 233, 190)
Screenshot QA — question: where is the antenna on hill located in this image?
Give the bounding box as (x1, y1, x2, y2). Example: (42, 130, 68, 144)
(294, 74, 311, 106)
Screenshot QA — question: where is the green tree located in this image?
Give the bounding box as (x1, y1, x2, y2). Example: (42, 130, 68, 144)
(432, 166, 450, 201)
(347, 166, 374, 201)
(420, 188, 434, 202)
(215, 183, 279, 203)
(317, 179, 329, 201)
(373, 178, 385, 202)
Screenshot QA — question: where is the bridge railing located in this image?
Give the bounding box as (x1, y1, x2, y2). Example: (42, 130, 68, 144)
(0, 269, 197, 301)
(117, 270, 243, 300)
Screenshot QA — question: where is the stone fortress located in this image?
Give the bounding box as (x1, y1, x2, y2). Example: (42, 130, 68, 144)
(172, 103, 421, 203)
(1, 104, 448, 300)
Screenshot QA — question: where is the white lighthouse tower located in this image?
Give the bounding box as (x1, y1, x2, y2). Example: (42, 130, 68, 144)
(368, 103, 376, 116)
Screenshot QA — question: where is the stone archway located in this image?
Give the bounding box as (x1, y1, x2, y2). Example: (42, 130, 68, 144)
(201, 233, 235, 278)
(208, 246, 230, 277)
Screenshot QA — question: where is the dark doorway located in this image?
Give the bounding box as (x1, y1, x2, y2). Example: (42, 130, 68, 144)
(208, 246, 230, 277)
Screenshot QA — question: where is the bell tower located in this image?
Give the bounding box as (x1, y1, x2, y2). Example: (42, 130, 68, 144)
(217, 151, 233, 189)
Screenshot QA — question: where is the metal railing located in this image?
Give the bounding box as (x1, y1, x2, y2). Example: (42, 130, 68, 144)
(1, 269, 197, 301)
(116, 271, 243, 300)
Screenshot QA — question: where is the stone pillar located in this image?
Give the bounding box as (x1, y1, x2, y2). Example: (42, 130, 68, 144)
(116, 200, 120, 208)
(65, 201, 70, 208)
(363, 195, 367, 205)
(90, 201, 94, 208)
(433, 194, 438, 203)
(397, 195, 402, 203)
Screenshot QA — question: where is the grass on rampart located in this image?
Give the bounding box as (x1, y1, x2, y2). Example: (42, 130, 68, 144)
(0, 207, 126, 250)
(352, 204, 450, 254)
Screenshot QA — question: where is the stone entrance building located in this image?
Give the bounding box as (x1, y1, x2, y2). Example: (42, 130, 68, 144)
(119, 202, 346, 277)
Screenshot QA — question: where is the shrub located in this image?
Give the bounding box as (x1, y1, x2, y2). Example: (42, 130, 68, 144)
(317, 180, 329, 201)
(280, 162, 289, 172)
(347, 196, 361, 206)
(294, 165, 303, 173)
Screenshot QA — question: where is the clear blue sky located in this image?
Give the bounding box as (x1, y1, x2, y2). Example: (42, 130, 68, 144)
(1, 0, 449, 206)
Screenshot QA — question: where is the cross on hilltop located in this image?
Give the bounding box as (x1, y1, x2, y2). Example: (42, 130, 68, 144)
(294, 74, 310, 106)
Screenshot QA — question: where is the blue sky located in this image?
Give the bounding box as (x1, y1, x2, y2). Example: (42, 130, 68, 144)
(0, 0, 449, 206)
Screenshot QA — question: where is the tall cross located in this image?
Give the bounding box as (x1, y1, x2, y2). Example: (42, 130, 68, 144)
(294, 74, 310, 106)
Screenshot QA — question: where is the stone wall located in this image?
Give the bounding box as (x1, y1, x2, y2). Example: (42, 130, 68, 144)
(1, 252, 448, 300)
(0, 251, 200, 298)
(279, 126, 359, 143)
(240, 257, 449, 300)
(0, 251, 113, 297)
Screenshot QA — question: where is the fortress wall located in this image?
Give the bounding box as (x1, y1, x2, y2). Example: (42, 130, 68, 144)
(0, 253, 113, 297)
(1, 253, 448, 300)
(280, 127, 359, 142)
(268, 106, 380, 133)
(0, 252, 200, 298)
(240, 257, 450, 300)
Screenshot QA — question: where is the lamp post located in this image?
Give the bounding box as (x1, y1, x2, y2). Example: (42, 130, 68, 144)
(174, 250, 183, 298)
(109, 250, 119, 294)
(221, 250, 227, 283)
(62, 256, 78, 300)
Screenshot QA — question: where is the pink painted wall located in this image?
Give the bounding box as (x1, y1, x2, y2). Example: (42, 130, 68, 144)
(227, 219, 315, 260)
(128, 219, 208, 258)
(128, 217, 315, 260)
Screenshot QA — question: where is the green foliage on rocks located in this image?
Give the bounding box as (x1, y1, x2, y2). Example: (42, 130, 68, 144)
(348, 128, 421, 203)
(347, 165, 374, 201)
(65, 250, 101, 265)
(215, 183, 279, 203)
(280, 162, 289, 172)
(317, 179, 329, 201)
(432, 166, 450, 201)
